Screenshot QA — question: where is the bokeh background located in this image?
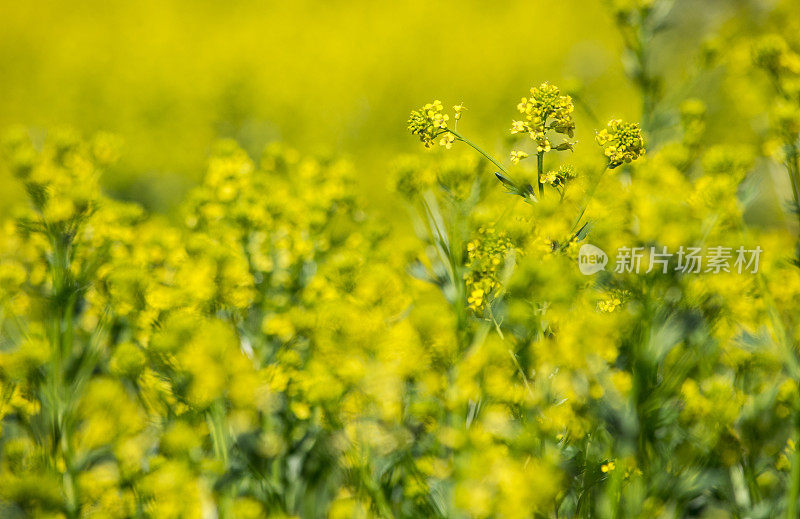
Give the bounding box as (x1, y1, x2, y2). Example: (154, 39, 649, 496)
(0, 0, 780, 216)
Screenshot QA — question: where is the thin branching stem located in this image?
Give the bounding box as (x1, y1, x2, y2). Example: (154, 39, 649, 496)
(537, 151, 544, 198)
(570, 166, 610, 234)
(447, 129, 508, 175)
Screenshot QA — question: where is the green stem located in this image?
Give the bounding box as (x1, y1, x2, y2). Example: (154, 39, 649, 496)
(537, 151, 544, 198)
(635, 22, 654, 135)
(449, 198, 467, 348)
(570, 166, 609, 233)
(448, 129, 508, 174)
(208, 401, 230, 464)
(48, 229, 79, 518)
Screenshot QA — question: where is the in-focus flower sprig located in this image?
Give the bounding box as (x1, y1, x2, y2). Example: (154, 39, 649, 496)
(566, 118, 645, 242)
(510, 83, 576, 198)
(510, 82, 576, 154)
(408, 100, 535, 201)
(408, 100, 452, 149)
(408, 84, 583, 202)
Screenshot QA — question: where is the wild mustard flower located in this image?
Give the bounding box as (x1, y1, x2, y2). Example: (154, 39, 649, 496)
(596, 119, 646, 168)
(8, 7, 800, 515)
(1, 132, 433, 517)
(511, 82, 575, 153)
(601, 460, 616, 473)
(453, 102, 466, 120)
(597, 290, 630, 312)
(510, 150, 528, 165)
(440, 132, 456, 149)
(543, 164, 577, 188)
(541, 169, 558, 185)
(406, 86, 580, 200)
(464, 228, 513, 313)
(408, 100, 450, 148)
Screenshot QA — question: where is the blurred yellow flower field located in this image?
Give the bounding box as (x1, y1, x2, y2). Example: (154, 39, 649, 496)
(3, 0, 800, 517)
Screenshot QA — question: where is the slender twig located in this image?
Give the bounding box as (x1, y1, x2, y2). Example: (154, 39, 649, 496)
(447, 129, 508, 174)
(570, 166, 610, 234)
(537, 151, 545, 198)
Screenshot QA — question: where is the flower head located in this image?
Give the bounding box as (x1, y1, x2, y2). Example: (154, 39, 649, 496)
(453, 103, 466, 120)
(600, 460, 616, 473)
(512, 83, 575, 153)
(509, 150, 529, 165)
(541, 170, 557, 185)
(408, 100, 450, 148)
(542, 164, 577, 187)
(752, 34, 800, 77)
(464, 228, 514, 313)
(596, 119, 645, 168)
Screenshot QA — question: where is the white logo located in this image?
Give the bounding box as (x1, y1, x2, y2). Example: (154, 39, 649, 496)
(579, 244, 608, 275)
(577, 245, 761, 275)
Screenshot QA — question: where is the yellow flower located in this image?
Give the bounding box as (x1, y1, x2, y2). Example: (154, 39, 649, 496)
(464, 228, 513, 313)
(440, 133, 456, 149)
(512, 83, 575, 153)
(408, 100, 451, 148)
(541, 170, 557, 184)
(510, 150, 529, 165)
(453, 103, 466, 120)
(595, 119, 645, 168)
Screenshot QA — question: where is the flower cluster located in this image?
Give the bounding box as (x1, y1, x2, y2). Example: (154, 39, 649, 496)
(407, 100, 451, 148)
(596, 119, 646, 168)
(2, 127, 102, 227)
(464, 227, 514, 313)
(752, 34, 800, 81)
(541, 164, 577, 188)
(8, 5, 800, 514)
(509, 150, 528, 165)
(511, 83, 575, 153)
(597, 289, 631, 312)
(0, 131, 449, 518)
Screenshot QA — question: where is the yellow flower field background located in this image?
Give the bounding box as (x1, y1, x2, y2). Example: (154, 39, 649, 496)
(2, 0, 800, 517)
